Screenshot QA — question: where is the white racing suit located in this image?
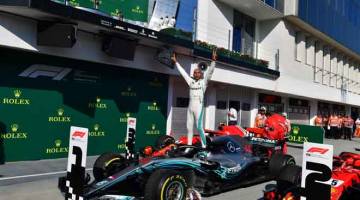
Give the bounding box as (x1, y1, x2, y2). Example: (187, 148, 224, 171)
(175, 61, 216, 148)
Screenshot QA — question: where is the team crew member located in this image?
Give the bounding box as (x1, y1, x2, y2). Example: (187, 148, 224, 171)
(255, 107, 267, 128)
(282, 112, 291, 134)
(343, 115, 354, 140)
(323, 114, 329, 138)
(355, 117, 360, 137)
(228, 107, 238, 126)
(338, 114, 344, 139)
(171, 50, 217, 149)
(328, 114, 339, 139)
(314, 114, 324, 127)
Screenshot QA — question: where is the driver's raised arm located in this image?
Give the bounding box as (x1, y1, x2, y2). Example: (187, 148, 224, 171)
(172, 53, 192, 86)
(203, 61, 215, 86)
(175, 62, 192, 86)
(203, 49, 217, 86)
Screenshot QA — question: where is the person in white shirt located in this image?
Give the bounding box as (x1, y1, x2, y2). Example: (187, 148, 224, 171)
(161, 16, 169, 29)
(171, 50, 217, 149)
(228, 107, 238, 125)
(158, 17, 164, 30)
(282, 112, 291, 134)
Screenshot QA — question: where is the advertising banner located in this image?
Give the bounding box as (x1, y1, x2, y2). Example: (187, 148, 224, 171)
(288, 124, 324, 144)
(301, 142, 333, 200)
(0, 48, 168, 162)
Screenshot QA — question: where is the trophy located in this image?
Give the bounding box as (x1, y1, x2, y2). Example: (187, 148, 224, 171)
(197, 61, 208, 71)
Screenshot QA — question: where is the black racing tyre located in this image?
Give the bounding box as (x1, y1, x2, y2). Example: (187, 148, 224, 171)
(278, 165, 302, 184)
(269, 153, 296, 177)
(155, 135, 176, 150)
(93, 152, 126, 181)
(144, 169, 189, 200)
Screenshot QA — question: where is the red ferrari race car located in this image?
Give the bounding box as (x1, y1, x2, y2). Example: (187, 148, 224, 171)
(263, 152, 360, 200)
(246, 114, 290, 156)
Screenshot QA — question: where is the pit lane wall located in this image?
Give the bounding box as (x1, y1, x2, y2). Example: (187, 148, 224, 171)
(0, 48, 168, 163)
(288, 124, 324, 144)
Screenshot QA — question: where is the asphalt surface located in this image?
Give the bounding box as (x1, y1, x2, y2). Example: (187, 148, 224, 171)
(1, 138, 360, 200)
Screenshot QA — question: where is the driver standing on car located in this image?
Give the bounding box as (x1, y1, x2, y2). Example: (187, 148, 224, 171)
(171, 49, 217, 149)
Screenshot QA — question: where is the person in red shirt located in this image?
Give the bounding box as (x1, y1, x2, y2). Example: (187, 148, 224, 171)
(343, 115, 354, 140)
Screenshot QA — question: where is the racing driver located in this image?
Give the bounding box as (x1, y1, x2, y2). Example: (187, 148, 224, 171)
(171, 49, 217, 149)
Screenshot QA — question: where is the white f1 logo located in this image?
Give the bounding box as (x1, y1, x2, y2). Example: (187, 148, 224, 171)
(19, 64, 72, 80)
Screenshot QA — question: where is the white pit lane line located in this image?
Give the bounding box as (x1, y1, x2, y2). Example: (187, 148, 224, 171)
(0, 168, 92, 181)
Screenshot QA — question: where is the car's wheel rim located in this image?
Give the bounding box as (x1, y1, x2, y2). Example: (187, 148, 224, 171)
(165, 181, 184, 200)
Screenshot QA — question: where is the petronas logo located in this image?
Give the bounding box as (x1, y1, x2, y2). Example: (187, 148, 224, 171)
(152, 124, 156, 130)
(94, 124, 100, 131)
(55, 139, 61, 147)
(153, 102, 157, 106)
(57, 108, 64, 116)
(126, 113, 130, 117)
(127, 87, 132, 91)
(96, 97, 101, 103)
(14, 90, 22, 98)
(11, 124, 19, 132)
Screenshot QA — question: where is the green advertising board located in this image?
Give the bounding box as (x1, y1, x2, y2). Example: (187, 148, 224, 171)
(118, 0, 149, 22)
(68, 0, 94, 8)
(288, 124, 324, 144)
(0, 48, 168, 163)
(60, 0, 149, 22)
